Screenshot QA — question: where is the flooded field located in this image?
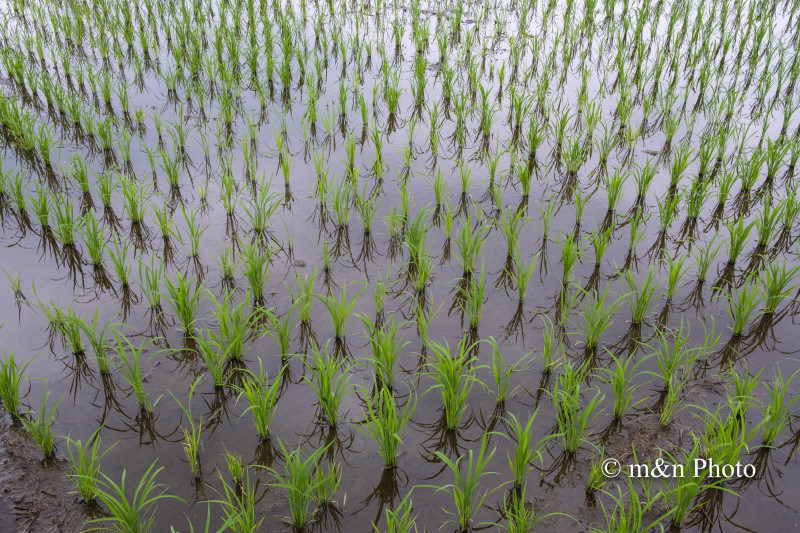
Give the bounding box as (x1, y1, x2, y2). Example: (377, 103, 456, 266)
(0, 0, 799, 531)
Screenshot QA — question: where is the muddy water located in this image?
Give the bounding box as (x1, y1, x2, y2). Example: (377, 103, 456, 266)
(0, 0, 799, 531)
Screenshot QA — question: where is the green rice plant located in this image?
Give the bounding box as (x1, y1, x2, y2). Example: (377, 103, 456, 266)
(557, 232, 584, 285)
(240, 242, 273, 303)
(498, 208, 527, 256)
(191, 328, 229, 388)
(587, 450, 608, 492)
(665, 252, 691, 300)
(374, 490, 417, 532)
(758, 260, 800, 314)
(22, 388, 63, 457)
(210, 469, 263, 533)
(169, 378, 203, 478)
(29, 185, 49, 228)
(224, 451, 244, 487)
(0, 353, 32, 419)
(649, 321, 694, 390)
(263, 440, 329, 529)
(262, 305, 298, 359)
(112, 331, 157, 412)
(120, 176, 148, 223)
(84, 460, 182, 533)
(726, 283, 762, 336)
(82, 209, 106, 267)
(151, 202, 174, 240)
(242, 184, 281, 236)
(314, 460, 341, 507)
(316, 281, 364, 341)
(238, 357, 283, 440)
(589, 475, 670, 532)
(109, 239, 132, 287)
(538, 197, 557, 238)
(725, 362, 762, 419)
(590, 226, 613, 267)
(359, 316, 408, 391)
(52, 194, 79, 246)
(500, 483, 568, 532)
(164, 272, 203, 335)
(761, 366, 800, 446)
(656, 191, 681, 234)
(57, 308, 87, 356)
(578, 285, 625, 350)
(509, 247, 538, 304)
(669, 142, 694, 188)
(540, 316, 562, 374)
(425, 338, 482, 430)
(64, 428, 116, 503)
(624, 266, 662, 324)
(693, 235, 721, 282)
(603, 168, 628, 212)
(658, 439, 730, 527)
(597, 350, 651, 420)
(694, 405, 764, 469)
(554, 389, 605, 454)
(725, 217, 755, 265)
(459, 269, 487, 331)
(355, 385, 416, 468)
(138, 255, 164, 309)
(177, 205, 208, 258)
(432, 432, 500, 531)
(455, 219, 489, 274)
(208, 290, 254, 362)
(304, 340, 353, 427)
(755, 196, 782, 246)
(504, 411, 546, 488)
(659, 371, 692, 427)
(486, 337, 532, 404)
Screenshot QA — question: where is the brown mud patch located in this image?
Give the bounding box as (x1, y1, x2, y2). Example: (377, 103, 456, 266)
(0, 414, 88, 532)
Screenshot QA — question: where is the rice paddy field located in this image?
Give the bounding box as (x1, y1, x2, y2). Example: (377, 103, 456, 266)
(0, 0, 799, 530)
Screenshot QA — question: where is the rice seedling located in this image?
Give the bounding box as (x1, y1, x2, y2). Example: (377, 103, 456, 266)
(587, 449, 608, 492)
(658, 439, 730, 527)
(316, 281, 364, 341)
(138, 255, 164, 309)
(758, 260, 800, 314)
(164, 273, 203, 335)
(84, 460, 182, 533)
(486, 337, 531, 404)
(356, 385, 416, 468)
(598, 350, 652, 420)
(375, 490, 418, 532)
(578, 285, 626, 350)
(22, 388, 63, 457)
(237, 357, 283, 440)
(557, 232, 584, 285)
(64, 429, 117, 503)
(504, 410, 546, 488)
(761, 366, 800, 446)
(304, 340, 353, 427)
(624, 266, 662, 324)
(207, 290, 254, 362)
(459, 268, 487, 331)
(589, 475, 670, 532)
(262, 440, 329, 529)
(432, 432, 500, 531)
(0, 352, 32, 419)
(112, 331, 158, 412)
(725, 217, 755, 265)
(425, 338, 482, 430)
(726, 283, 763, 336)
(169, 378, 203, 478)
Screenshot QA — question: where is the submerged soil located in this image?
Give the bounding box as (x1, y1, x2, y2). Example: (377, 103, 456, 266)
(0, 413, 88, 532)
